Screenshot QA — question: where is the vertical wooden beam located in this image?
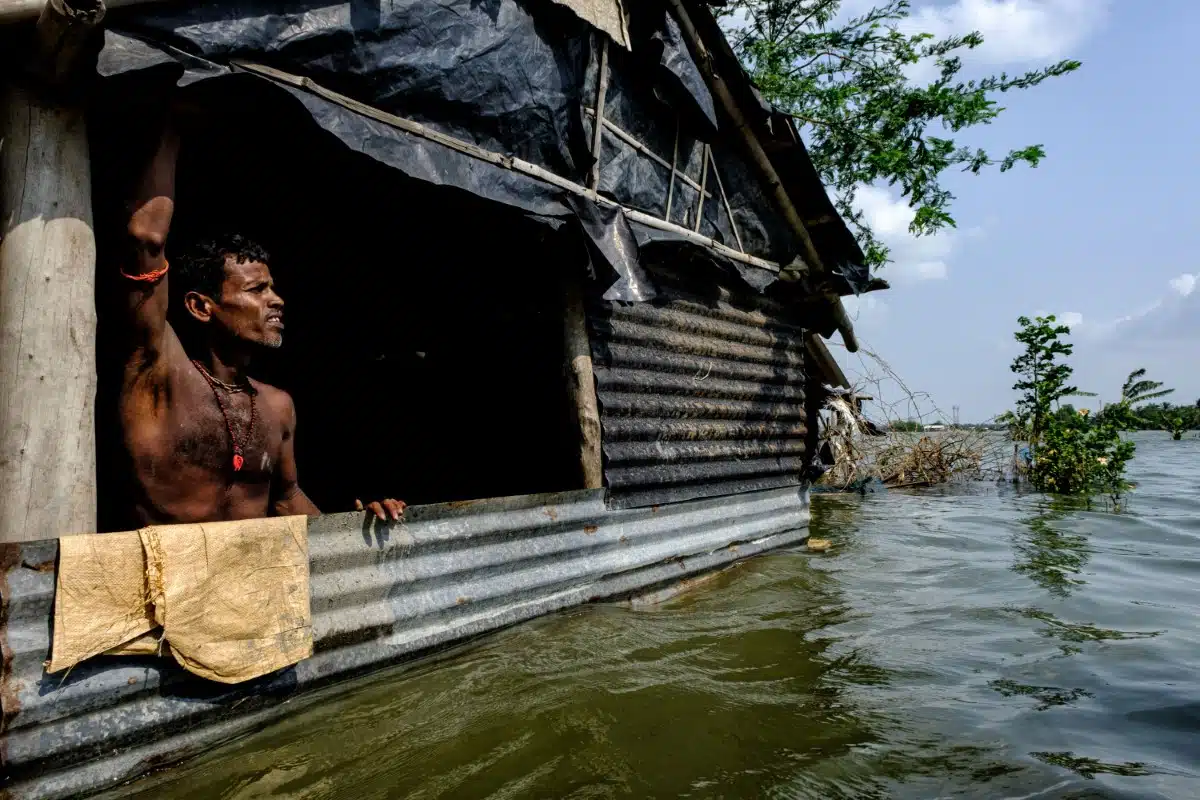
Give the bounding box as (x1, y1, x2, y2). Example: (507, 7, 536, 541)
(562, 275, 604, 490)
(587, 36, 610, 191)
(34, 0, 106, 86)
(692, 143, 709, 233)
(0, 84, 97, 541)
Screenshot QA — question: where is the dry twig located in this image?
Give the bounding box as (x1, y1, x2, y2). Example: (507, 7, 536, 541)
(816, 342, 1010, 490)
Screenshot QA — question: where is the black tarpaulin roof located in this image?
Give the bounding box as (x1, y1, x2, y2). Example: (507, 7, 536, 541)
(91, 0, 875, 302)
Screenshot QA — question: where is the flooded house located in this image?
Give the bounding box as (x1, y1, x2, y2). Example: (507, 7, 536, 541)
(0, 0, 887, 796)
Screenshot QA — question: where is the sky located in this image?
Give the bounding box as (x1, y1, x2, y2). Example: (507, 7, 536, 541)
(820, 0, 1200, 423)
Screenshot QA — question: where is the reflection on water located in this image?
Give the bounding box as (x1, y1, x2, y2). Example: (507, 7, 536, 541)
(1018, 607, 1162, 648)
(989, 678, 1093, 711)
(128, 435, 1200, 799)
(1013, 498, 1093, 597)
(1031, 751, 1152, 780)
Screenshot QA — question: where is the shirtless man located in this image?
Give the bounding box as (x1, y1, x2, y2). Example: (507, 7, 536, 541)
(118, 110, 403, 525)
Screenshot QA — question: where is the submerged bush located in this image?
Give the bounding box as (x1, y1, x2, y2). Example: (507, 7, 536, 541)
(1007, 316, 1141, 506)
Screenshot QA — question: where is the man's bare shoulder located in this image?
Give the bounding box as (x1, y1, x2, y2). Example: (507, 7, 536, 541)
(249, 379, 296, 421)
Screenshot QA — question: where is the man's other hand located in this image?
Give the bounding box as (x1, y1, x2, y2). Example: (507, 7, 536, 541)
(355, 498, 406, 521)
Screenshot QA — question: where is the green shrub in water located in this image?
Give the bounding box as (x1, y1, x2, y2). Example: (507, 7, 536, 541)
(1007, 316, 1140, 505)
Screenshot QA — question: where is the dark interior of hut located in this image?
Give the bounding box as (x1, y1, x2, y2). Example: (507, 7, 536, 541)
(90, 79, 584, 531)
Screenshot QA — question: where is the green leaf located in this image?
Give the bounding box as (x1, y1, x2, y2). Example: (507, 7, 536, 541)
(721, 1, 1080, 270)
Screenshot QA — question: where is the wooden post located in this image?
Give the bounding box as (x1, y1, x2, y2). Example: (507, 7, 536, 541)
(0, 83, 97, 541)
(33, 0, 106, 86)
(563, 276, 604, 490)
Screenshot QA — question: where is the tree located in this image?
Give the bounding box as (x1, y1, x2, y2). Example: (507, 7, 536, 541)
(1098, 368, 1175, 432)
(1007, 316, 1134, 504)
(1010, 315, 1077, 450)
(1120, 368, 1174, 406)
(718, 1, 1080, 268)
(1166, 412, 1186, 441)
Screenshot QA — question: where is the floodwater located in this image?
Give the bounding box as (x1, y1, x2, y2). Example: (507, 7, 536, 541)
(129, 433, 1199, 799)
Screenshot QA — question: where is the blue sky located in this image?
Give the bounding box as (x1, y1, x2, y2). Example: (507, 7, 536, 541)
(826, 0, 1200, 423)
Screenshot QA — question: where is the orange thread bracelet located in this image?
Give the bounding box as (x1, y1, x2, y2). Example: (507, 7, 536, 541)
(120, 260, 169, 283)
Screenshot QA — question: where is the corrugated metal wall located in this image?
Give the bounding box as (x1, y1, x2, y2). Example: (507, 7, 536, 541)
(589, 273, 811, 508)
(0, 486, 809, 800)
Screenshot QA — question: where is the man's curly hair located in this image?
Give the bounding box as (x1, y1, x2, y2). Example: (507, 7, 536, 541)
(172, 233, 270, 301)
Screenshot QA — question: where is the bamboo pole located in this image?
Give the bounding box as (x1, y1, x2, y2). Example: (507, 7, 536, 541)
(0, 83, 98, 542)
(562, 275, 604, 490)
(0, 0, 156, 24)
(664, 118, 679, 222)
(232, 60, 785, 276)
(692, 143, 709, 233)
(662, 0, 859, 353)
(583, 107, 711, 200)
(587, 36, 609, 191)
(708, 147, 745, 252)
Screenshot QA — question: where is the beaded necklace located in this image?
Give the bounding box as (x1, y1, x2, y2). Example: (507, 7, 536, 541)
(192, 360, 257, 472)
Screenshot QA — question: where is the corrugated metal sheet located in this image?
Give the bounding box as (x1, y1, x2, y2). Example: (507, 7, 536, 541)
(589, 274, 811, 509)
(0, 485, 809, 800)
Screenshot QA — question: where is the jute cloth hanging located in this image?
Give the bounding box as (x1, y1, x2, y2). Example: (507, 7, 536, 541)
(48, 516, 312, 684)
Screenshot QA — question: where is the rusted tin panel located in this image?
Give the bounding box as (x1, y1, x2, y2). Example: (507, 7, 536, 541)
(0, 485, 809, 800)
(589, 279, 810, 509)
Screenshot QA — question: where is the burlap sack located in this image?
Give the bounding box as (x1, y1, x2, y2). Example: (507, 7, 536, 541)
(48, 531, 156, 673)
(141, 516, 312, 683)
(49, 516, 312, 684)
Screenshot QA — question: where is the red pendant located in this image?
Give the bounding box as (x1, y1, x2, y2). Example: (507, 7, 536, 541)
(232, 453, 244, 472)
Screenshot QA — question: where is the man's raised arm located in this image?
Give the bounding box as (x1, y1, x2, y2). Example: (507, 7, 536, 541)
(120, 118, 179, 371)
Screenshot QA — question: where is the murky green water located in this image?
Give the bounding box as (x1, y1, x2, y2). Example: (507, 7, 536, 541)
(130, 434, 1200, 799)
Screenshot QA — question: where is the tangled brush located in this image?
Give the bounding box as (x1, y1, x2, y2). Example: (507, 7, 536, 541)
(817, 393, 1008, 491)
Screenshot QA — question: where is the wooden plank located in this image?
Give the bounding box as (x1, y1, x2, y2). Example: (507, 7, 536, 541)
(0, 84, 98, 541)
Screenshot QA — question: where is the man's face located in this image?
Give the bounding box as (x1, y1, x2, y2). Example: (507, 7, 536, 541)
(208, 258, 286, 348)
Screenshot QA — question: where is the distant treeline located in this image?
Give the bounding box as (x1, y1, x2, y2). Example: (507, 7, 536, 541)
(1087, 401, 1200, 432)
(886, 420, 1006, 432)
(885, 404, 1199, 434)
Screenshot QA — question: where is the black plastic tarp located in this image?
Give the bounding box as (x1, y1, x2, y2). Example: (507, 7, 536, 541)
(92, 0, 866, 299)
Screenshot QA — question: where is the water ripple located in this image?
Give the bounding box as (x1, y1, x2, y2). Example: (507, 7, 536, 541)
(126, 434, 1200, 800)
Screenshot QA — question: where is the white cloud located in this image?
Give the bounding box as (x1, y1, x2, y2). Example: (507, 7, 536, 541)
(906, 0, 1105, 65)
(1074, 273, 1198, 342)
(1169, 273, 1197, 297)
(1058, 311, 1083, 328)
(853, 186, 958, 282)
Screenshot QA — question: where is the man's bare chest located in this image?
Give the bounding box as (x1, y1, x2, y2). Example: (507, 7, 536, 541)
(126, 377, 284, 482)
(171, 397, 281, 477)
